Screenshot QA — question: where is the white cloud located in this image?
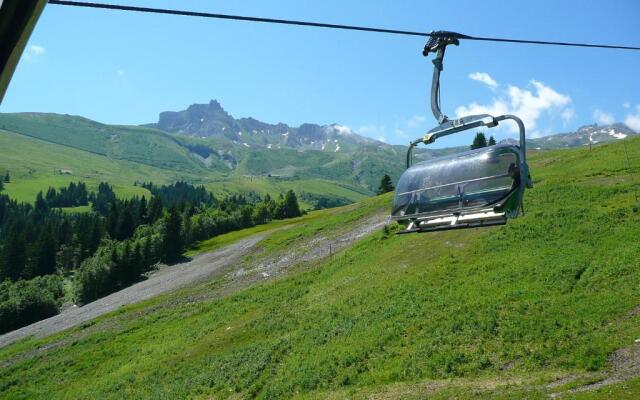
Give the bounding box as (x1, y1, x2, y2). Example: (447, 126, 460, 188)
(468, 72, 498, 89)
(117, 69, 125, 77)
(593, 109, 615, 125)
(325, 124, 353, 136)
(23, 45, 45, 61)
(625, 115, 640, 132)
(28, 45, 45, 56)
(455, 80, 571, 134)
(407, 115, 426, 128)
(561, 108, 575, 122)
(624, 105, 640, 132)
(623, 102, 631, 109)
(377, 136, 386, 142)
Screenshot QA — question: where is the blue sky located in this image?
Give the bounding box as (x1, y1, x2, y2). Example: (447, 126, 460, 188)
(3, 0, 640, 146)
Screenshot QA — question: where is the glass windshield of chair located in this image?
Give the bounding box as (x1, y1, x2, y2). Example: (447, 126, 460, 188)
(393, 147, 519, 217)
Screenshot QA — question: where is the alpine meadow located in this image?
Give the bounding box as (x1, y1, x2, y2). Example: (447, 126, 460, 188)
(2, 1, 640, 399)
(1, 132, 639, 399)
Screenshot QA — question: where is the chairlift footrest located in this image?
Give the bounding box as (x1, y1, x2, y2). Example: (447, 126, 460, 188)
(396, 211, 507, 234)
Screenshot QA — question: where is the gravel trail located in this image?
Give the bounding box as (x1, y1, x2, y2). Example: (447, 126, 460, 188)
(0, 234, 264, 348)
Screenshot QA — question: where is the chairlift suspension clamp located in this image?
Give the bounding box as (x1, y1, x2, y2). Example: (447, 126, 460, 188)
(422, 31, 463, 57)
(423, 31, 467, 125)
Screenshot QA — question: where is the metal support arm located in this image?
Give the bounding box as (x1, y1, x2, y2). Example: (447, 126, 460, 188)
(406, 114, 496, 168)
(430, 47, 447, 124)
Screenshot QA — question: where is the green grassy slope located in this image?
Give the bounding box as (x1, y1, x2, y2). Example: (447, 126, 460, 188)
(0, 111, 468, 202)
(0, 129, 162, 202)
(0, 112, 419, 196)
(0, 126, 369, 207)
(0, 113, 212, 173)
(1, 139, 639, 399)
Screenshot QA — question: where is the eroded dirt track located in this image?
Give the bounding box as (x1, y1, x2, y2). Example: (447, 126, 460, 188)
(0, 234, 264, 348)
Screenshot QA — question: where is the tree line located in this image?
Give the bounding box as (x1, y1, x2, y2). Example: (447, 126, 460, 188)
(45, 181, 88, 208)
(0, 180, 303, 334)
(471, 132, 496, 150)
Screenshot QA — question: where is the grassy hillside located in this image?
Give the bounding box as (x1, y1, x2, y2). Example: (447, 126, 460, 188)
(0, 129, 159, 202)
(1, 138, 639, 399)
(0, 126, 368, 208)
(0, 111, 468, 200)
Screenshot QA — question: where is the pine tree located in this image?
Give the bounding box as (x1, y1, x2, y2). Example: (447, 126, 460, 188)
(0, 196, 6, 225)
(130, 242, 142, 283)
(106, 203, 119, 238)
(34, 191, 49, 220)
(283, 190, 301, 219)
(0, 179, 4, 192)
(93, 182, 116, 214)
(88, 218, 103, 254)
(252, 202, 271, 225)
(161, 206, 183, 264)
(471, 132, 488, 150)
(263, 193, 276, 217)
(77, 182, 89, 206)
(110, 245, 124, 289)
(57, 218, 73, 245)
(4, 171, 9, 183)
(137, 196, 148, 224)
(488, 135, 496, 146)
(182, 211, 194, 246)
(377, 174, 395, 195)
(1, 224, 26, 281)
(142, 237, 153, 271)
(274, 194, 286, 219)
(148, 196, 163, 223)
(239, 206, 254, 228)
(31, 224, 57, 277)
(118, 240, 137, 285)
(116, 206, 135, 240)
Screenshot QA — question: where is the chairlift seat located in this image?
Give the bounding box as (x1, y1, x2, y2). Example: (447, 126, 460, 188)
(392, 144, 525, 232)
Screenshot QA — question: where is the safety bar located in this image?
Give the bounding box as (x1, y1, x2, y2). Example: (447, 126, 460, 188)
(405, 113, 532, 188)
(406, 114, 496, 168)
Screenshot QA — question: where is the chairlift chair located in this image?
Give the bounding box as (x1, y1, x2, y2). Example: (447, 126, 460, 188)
(392, 31, 533, 233)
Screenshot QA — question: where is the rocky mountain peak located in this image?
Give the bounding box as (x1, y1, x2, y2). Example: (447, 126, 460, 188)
(148, 99, 387, 151)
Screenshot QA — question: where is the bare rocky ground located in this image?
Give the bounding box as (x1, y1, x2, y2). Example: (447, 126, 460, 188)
(547, 341, 640, 397)
(234, 213, 388, 285)
(0, 213, 388, 349)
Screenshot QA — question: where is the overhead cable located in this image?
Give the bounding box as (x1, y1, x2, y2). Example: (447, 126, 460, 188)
(48, 1, 640, 51)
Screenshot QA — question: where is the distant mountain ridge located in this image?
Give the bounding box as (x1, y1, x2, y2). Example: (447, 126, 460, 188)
(147, 99, 380, 154)
(0, 101, 637, 200)
(151, 99, 638, 153)
(500, 123, 637, 149)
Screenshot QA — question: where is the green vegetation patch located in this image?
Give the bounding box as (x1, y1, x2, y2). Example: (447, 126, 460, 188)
(1, 139, 640, 399)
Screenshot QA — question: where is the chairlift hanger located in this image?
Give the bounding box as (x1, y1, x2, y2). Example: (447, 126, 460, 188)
(392, 32, 533, 233)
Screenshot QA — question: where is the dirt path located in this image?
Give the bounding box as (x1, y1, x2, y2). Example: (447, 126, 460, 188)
(0, 234, 264, 348)
(248, 213, 388, 279)
(546, 341, 640, 397)
(0, 213, 389, 349)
